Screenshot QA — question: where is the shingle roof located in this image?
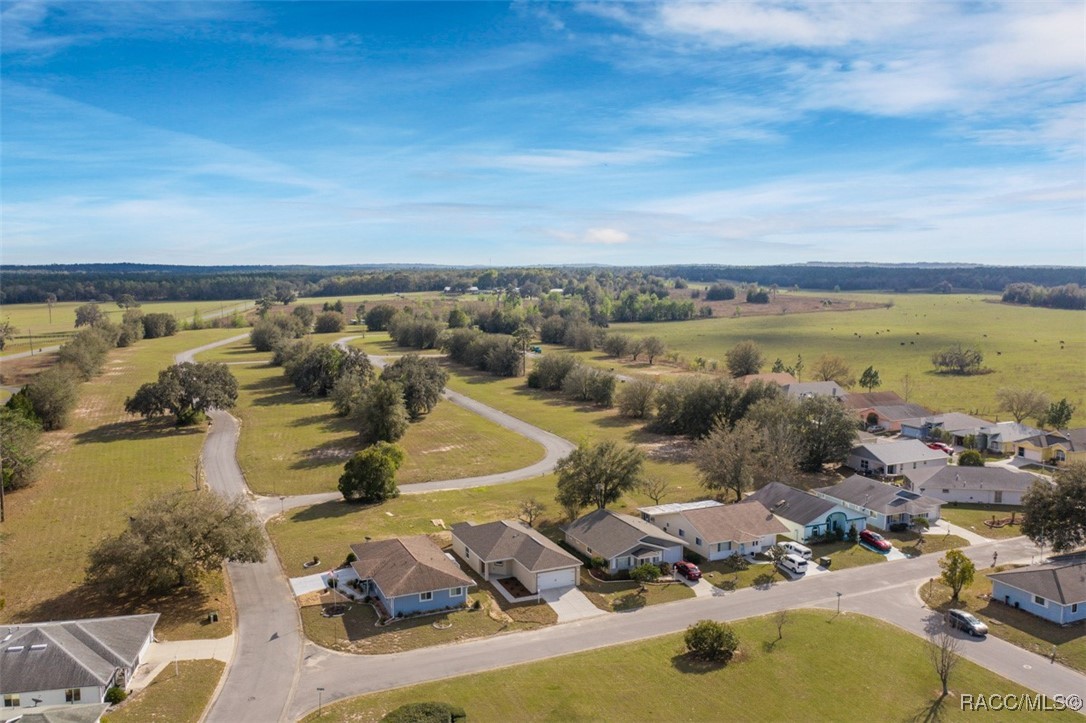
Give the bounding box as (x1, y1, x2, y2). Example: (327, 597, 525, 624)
(681, 501, 788, 543)
(638, 500, 724, 516)
(564, 509, 685, 560)
(989, 562, 1086, 605)
(782, 381, 843, 398)
(15, 703, 111, 723)
(907, 466, 1043, 494)
(980, 421, 1044, 443)
(843, 392, 932, 420)
(452, 520, 581, 572)
(736, 372, 796, 387)
(741, 482, 838, 525)
(851, 439, 949, 466)
(350, 535, 473, 598)
(815, 475, 943, 517)
(1, 614, 158, 696)
(843, 391, 907, 409)
(898, 412, 991, 433)
(1059, 428, 1086, 451)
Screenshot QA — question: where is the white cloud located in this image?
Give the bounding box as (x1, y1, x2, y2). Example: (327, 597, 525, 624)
(467, 147, 683, 172)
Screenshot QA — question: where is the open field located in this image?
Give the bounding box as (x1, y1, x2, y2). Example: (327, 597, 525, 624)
(607, 293, 1086, 427)
(939, 504, 1028, 540)
(0, 328, 242, 640)
(0, 299, 254, 356)
(303, 610, 1074, 722)
(921, 567, 1086, 674)
(103, 659, 225, 723)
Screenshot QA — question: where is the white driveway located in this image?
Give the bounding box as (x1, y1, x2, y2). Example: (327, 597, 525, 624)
(539, 586, 606, 623)
(682, 578, 717, 597)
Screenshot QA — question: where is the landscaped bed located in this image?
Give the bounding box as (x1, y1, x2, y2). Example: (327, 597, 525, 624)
(940, 503, 1028, 540)
(578, 569, 694, 612)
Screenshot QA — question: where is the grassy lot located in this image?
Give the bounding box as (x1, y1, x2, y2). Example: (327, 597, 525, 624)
(921, 567, 1086, 674)
(939, 504, 1028, 540)
(304, 609, 1074, 722)
(577, 569, 694, 612)
(606, 293, 1086, 427)
(223, 349, 543, 497)
(103, 659, 225, 723)
(884, 530, 971, 556)
(0, 329, 242, 640)
(0, 299, 254, 356)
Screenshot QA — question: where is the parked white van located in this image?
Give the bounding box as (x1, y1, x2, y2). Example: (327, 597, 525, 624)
(778, 553, 808, 575)
(780, 541, 812, 560)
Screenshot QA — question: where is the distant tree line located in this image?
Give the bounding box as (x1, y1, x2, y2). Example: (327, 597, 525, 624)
(1001, 283, 1085, 310)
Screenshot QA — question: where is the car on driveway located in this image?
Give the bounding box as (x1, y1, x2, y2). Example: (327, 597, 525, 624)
(946, 609, 988, 637)
(674, 561, 702, 581)
(927, 442, 953, 454)
(867, 424, 887, 434)
(859, 529, 892, 552)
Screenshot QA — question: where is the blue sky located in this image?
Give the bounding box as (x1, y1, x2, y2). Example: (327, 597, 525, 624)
(2, 1, 1083, 266)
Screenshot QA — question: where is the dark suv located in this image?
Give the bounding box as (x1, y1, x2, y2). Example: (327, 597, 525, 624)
(674, 561, 702, 581)
(947, 609, 988, 637)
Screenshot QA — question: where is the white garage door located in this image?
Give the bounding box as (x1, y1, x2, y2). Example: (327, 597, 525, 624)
(536, 568, 577, 590)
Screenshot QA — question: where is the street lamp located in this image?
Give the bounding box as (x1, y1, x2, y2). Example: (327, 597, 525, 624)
(317, 687, 325, 717)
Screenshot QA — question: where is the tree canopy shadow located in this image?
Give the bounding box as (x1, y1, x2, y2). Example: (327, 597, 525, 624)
(670, 652, 728, 674)
(907, 694, 951, 723)
(73, 417, 202, 444)
(288, 498, 364, 522)
(290, 438, 359, 470)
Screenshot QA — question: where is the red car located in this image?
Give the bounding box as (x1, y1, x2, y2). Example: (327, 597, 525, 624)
(927, 442, 953, 454)
(860, 529, 892, 552)
(674, 561, 702, 581)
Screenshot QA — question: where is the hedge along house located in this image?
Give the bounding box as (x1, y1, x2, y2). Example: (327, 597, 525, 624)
(740, 481, 867, 542)
(0, 614, 158, 714)
(845, 439, 950, 478)
(566, 508, 685, 573)
(348, 536, 474, 619)
(905, 466, 1044, 506)
(451, 520, 582, 596)
(640, 501, 788, 561)
(814, 475, 943, 531)
(988, 561, 1086, 626)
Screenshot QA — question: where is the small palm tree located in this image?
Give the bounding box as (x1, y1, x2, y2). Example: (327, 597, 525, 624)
(911, 516, 931, 545)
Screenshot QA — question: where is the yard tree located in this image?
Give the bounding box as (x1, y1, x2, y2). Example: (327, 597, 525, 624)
(927, 628, 962, 699)
(124, 361, 239, 425)
(694, 418, 767, 502)
(638, 476, 670, 505)
(957, 449, 984, 466)
(1041, 398, 1076, 429)
(517, 497, 547, 527)
(1021, 462, 1086, 553)
(364, 304, 398, 331)
(313, 311, 347, 333)
(931, 345, 984, 375)
(746, 396, 803, 482)
(58, 327, 116, 380)
(142, 313, 179, 338)
(74, 302, 105, 328)
(338, 442, 405, 503)
(355, 379, 409, 443)
(995, 387, 1049, 424)
(859, 366, 881, 391)
(116, 293, 140, 309)
(629, 563, 660, 585)
(0, 319, 16, 351)
(555, 440, 644, 517)
(684, 620, 739, 662)
(86, 491, 264, 595)
(601, 333, 632, 359)
(291, 305, 315, 330)
(19, 366, 80, 430)
(795, 394, 857, 472)
(616, 378, 657, 419)
(938, 549, 975, 601)
(811, 354, 855, 387)
(642, 336, 666, 365)
(725, 340, 764, 377)
(512, 326, 533, 375)
(0, 407, 43, 491)
(381, 354, 447, 419)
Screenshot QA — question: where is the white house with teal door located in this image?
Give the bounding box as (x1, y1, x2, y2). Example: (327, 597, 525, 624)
(742, 482, 868, 542)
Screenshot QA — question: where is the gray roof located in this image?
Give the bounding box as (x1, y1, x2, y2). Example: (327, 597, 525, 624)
(564, 509, 685, 561)
(1, 614, 158, 695)
(851, 439, 949, 466)
(782, 381, 843, 399)
(681, 501, 789, 542)
(980, 422, 1044, 444)
(638, 500, 723, 516)
(15, 704, 110, 722)
(989, 562, 1086, 605)
(908, 466, 1043, 494)
(1059, 428, 1086, 451)
(741, 482, 838, 525)
(453, 520, 580, 572)
(350, 535, 473, 598)
(844, 392, 932, 420)
(899, 412, 992, 433)
(816, 475, 943, 517)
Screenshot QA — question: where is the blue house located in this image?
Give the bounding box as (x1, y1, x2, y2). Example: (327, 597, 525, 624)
(349, 535, 474, 619)
(988, 561, 1086, 626)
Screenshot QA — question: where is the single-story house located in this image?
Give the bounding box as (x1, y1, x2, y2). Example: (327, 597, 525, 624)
(741, 481, 867, 542)
(1, 613, 158, 713)
(735, 372, 797, 388)
(846, 439, 950, 477)
(905, 466, 1044, 506)
(9, 703, 110, 723)
(567, 508, 685, 573)
(974, 422, 1045, 455)
(640, 500, 788, 561)
(781, 381, 845, 400)
(814, 475, 943, 530)
(843, 391, 934, 432)
(452, 520, 582, 594)
(989, 561, 1086, 626)
(349, 535, 474, 618)
(899, 412, 992, 444)
(1015, 428, 1086, 466)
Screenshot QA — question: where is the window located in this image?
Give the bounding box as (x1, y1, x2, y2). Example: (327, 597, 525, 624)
(66, 688, 81, 703)
(419, 591, 433, 602)
(678, 528, 685, 537)
(1072, 603, 1079, 613)
(942, 489, 949, 494)
(3, 694, 19, 708)
(451, 587, 463, 597)
(695, 537, 702, 546)
(1034, 595, 1046, 606)
(464, 549, 470, 559)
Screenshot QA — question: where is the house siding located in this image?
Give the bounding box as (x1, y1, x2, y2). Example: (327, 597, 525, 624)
(918, 487, 1026, 506)
(991, 581, 1086, 625)
(6, 685, 105, 708)
(388, 587, 467, 617)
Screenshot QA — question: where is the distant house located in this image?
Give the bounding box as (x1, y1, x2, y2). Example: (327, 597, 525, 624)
(735, 372, 797, 388)
(906, 466, 1044, 506)
(989, 561, 1086, 626)
(349, 536, 474, 619)
(740, 481, 867, 542)
(639, 500, 788, 561)
(843, 391, 933, 432)
(974, 422, 1045, 456)
(814, 475, 943, 530)
(1015, 428, 1086, 466)
(781, 381, 845, 400)
(899, 412, 992, 444)
(566, 509, 685, 573)
(452, 520, 582, 594)
(0, 614, 158, 713)
(846, 439, 950, 477)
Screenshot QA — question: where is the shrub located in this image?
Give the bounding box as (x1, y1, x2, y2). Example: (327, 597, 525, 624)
(706, 284, 736, 301)
(684, 620, 739, 662)
(382, 702, 467, 723)
(527, 353, 578, 390)
(958, 449, 985, 467)
(630, 563, 660, 584)
(847, 524, 859, 543)
(314, 311, 347, 334)
(345, 551, 358, 565)
(589, 555, 607, 570)
(105, 687, 128, 705)
(616, 378, 657, 419)
(364, 304, 398, 331)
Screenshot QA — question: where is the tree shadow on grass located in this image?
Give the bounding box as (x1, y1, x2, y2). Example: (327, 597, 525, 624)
(753, 572, 778, 590)
(670, 652, 728, 674)
(73, 417, 203, 444)
(290, 438, 358, 470)
(907, 695, 952, 723)
(288, 498, 367, 522)
(245, 375, 312, 407)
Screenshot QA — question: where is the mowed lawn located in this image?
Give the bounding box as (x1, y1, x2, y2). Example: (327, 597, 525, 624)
(303, 610, 1074, 722)
(0, 328, 243, 639)
(939, 504, 1028, 540)
(607, 293, 1086, 427)
(103, 659, 225, 723)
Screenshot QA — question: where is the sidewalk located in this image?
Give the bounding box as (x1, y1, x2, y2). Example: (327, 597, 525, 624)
(930, 517, 997, 546)
(130, 634, 236, 692)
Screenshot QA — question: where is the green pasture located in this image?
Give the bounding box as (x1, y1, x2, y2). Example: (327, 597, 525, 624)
(103, 659, 225, 723)
(304, 610, 1072, 722)
(0, 328, 243, 640)
(607, 293, 1086, 426)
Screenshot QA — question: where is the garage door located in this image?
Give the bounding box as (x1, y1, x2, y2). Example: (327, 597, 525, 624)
(536, 568, 577, 590)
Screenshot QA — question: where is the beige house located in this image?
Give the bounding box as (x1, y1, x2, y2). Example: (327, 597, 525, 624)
(452, 520, 581, 594)
(641, 501, 788, 561)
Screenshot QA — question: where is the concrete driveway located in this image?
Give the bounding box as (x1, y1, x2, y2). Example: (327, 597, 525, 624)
(539, 586, 605, 622)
